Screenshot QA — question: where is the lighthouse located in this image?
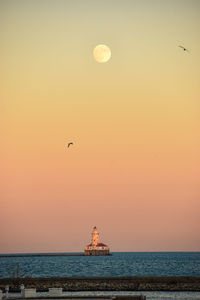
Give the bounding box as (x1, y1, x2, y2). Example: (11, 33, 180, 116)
(85, 226, 110, 256)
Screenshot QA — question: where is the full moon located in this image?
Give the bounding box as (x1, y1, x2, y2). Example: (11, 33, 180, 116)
(93, 44, 111, 63)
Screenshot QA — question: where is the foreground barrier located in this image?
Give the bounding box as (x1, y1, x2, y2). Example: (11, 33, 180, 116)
(20, 284, 36, 298)
(1, 285, 146, 299)
(21, 288, 37, 298)
(48, 288, 63, 296)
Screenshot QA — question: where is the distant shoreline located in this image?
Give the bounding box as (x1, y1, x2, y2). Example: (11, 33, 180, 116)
(1, 251, 199, 258)
(0, 254, 113, 258)
(0, 277, 200, 292)
(0, 254, 85, 258)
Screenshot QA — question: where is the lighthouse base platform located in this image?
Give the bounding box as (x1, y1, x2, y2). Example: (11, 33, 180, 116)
(85, 249, 110, 256)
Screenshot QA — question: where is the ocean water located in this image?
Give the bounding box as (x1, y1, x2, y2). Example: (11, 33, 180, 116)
(0, 252, 200, 278)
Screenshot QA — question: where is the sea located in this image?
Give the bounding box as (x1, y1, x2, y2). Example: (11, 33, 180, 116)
(0, 252, 200, 300)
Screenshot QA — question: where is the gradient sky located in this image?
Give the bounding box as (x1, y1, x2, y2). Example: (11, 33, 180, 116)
(0, 0, 200, 253)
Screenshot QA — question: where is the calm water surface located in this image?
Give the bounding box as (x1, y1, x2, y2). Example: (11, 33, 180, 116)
(0, 252, 199, 278)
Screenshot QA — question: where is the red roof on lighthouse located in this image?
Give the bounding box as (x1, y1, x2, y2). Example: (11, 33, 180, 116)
(86, 242, 108, 247)
(96, 243, 108, 247)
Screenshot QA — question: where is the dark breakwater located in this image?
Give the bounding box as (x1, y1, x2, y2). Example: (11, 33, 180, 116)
(0, 277, 200, 292)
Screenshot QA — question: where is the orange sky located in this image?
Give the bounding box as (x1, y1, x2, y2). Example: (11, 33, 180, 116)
(0, 0, 200, 253)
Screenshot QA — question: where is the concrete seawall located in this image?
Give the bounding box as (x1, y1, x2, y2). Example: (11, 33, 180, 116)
(0, 277, 200, 292)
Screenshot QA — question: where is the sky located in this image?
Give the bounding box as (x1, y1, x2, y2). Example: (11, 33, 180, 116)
(0, 0, 200, 253)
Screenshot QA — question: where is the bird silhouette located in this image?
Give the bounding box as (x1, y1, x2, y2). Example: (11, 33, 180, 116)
(67, 142, 73, 148)
(179, 45, 189, 52)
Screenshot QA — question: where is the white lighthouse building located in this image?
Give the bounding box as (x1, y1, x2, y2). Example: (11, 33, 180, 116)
(85, 226, 110, 256)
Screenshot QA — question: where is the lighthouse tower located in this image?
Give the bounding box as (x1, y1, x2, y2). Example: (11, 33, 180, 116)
(85, 226, 110, 256)
(92, 226, 99, 246)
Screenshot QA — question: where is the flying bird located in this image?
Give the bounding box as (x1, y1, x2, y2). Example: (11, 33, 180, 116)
(67, 142, 74, 148)
(178, 45, 189, 52)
